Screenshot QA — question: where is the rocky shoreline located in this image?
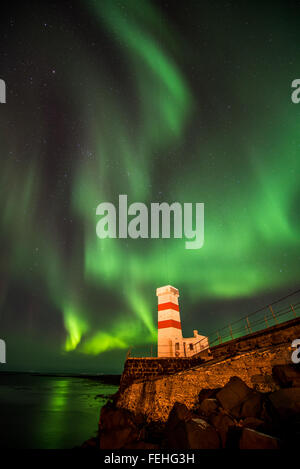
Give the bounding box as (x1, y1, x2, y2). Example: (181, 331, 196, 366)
(82, 363, 300, 449)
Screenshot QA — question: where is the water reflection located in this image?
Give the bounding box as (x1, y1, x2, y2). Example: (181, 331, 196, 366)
(0, 374, 119, 448)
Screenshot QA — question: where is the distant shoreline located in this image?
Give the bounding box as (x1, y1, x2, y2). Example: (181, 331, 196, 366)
(0, 371, 121, 384)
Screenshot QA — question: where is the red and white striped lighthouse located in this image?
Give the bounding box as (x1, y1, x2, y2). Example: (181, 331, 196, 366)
(156, 285, 183, 357)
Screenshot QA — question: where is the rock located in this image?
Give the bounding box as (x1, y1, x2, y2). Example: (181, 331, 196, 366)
(123, 441, 159, 449)
(210, 412, 235, 447)
(241, 417, 265, 430)
(99, 406, 138, 431)
(272, 365, 300, 388)
(165, 402, 193, 433)
(239, 427, 280, 449)
(166, 417, 220, 449)
(226, 426, 243, 448)
(259, 399, 275, 424)
(198, 388, 221, 404)
(240, 393, 262, 418)
(100, 427, 139, 450)
(144, 421, 165, 444)
(199, 398, 218, 416)
(184, 418, 220, 449)
(81, 437, 99, 449)
(99, 406, 141, 449)
(216, 377, 253, 416)
(268, 387, 300, 420)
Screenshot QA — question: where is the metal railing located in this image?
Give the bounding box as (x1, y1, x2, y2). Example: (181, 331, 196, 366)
(206, 299, 300, 349)
(128, 288, 300, 358)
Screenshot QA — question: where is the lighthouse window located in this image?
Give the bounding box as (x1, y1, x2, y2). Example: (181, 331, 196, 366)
(175, 343, 180, 351)
(189, 344, 194, 351)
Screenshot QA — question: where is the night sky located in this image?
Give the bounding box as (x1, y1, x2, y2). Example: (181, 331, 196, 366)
(1, 0, 300, 373)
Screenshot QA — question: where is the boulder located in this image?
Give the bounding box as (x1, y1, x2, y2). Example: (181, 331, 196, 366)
(81, 437, 99, 449)
(225, 426, 243, 448)
(165, 402, 193, 433)
(241, 417, 265, 430)
(210, 412, 235, 448)
(199, 398, 218, 416)
(99, 406, 139, 431)
(99, 406, 141, 449)
(239, 427, 280, 449)
(216, 377, 253, 416)
(166, 417, 220, 449)
(144, 421, 165, 444)
(268, 387, 300, 419)
(123, 441, 159, 449)
(185, 418, 220, 449)
(272, 365, 300, 388)
(240, 393, 262, 419)
(259, 399, 276, 425)
(198, 388, 221, 404)
(100, 427, 139, 449)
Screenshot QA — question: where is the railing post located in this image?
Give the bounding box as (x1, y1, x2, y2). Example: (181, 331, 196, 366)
(217, 331, 222, 344)
(290, 304, 297, 318)
(246, 317, 252, 333)
(229, 324, 233, 340)
(264, 315, 269, 328)
(269, 305, 278, 324)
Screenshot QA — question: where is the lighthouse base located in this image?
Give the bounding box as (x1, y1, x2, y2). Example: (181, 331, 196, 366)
(158, 329, 209, 358)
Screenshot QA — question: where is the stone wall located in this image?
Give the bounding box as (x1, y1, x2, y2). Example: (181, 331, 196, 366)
(116, 342, 292, 422)
(120, 356, 208, 389)
(121, 317, 300, 389)
(115, 317, 300, 423)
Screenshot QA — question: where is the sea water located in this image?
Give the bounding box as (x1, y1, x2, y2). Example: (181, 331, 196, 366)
(0, 373, 119, 448)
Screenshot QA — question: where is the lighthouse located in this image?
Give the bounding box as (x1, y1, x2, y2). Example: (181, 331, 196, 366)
(157, 285, 182, 357)
(156, 285, 209, 357)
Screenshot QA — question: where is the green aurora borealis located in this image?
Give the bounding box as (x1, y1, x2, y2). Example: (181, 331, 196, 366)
(0, 0, 300, 372)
